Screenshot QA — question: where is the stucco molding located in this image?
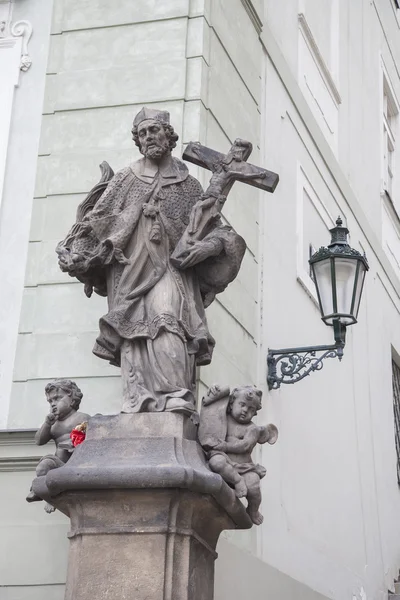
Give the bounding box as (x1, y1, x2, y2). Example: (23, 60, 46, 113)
(0, 429, 36, 446)
(0, 430, 40, 471)
(10, 20, 33, 71)
(298, 13, 341, 105)
(0, 456, 41, 472)
(0, 1, 33, 71)
(241, 0, 263, 35)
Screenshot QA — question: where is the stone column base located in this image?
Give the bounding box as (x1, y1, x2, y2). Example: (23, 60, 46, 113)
(58, 488, 233, 600)
(32, 413, 252, 600)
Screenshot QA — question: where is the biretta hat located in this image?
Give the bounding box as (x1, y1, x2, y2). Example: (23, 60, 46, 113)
(133, 107, 170, 127)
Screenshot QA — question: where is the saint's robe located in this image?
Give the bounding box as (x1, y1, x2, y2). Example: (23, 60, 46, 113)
(58, 155, 246, 414)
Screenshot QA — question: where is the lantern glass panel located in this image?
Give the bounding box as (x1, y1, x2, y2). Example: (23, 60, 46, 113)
(353, 261, 367, 319)
(334, 257, 358, 324)
(312, 258, 333, 319)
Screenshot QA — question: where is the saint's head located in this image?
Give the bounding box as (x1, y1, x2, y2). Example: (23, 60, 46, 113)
(131, 107, 179, 161)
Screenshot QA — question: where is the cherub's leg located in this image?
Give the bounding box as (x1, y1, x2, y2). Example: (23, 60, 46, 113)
(26, 458, 58, 503)
(36, 458, 57, 477)
(208, 454, 247, 498)
(26, 490, 41, 502)
(44, 502, 56, 513)
(243, 472, 263, 525)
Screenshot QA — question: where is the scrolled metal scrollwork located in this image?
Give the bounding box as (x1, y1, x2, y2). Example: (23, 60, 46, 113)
(267, 344, 343, 390)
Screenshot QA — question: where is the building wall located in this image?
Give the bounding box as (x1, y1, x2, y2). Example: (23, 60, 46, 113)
(2, 0, 400, 599)
(0, 432, 68, 599)
(0, 0, 53, 429)
(259, 1, 400, 598)
(6, 0, 261, 428)
(1, 0, 272, 597)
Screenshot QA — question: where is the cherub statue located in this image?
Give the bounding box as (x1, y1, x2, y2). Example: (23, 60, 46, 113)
(198, 384, 278, 525)
(26, 379, 90, 512)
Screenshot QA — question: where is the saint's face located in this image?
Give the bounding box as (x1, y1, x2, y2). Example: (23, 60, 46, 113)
(47, 388, 74, 421)
(137, 119, 170, 160)
(230, 393, 258, 424)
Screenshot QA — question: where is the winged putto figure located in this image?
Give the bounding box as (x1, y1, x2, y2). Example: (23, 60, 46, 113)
(198, 384, 278, 525)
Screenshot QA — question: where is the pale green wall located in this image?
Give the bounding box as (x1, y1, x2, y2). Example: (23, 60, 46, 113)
(2, 0, 273, 596)
(8, 0, 262, 429)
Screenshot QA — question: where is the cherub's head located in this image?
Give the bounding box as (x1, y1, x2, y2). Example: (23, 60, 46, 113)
(228, 385, 262, 424)
(44, 379, 83, 421)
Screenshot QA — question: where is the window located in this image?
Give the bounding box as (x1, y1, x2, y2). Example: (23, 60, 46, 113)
(382, 72, 399, 201)
(392, 359, 400, 486)
(298, 5, 341, 153)
(296, 164, 336, 302)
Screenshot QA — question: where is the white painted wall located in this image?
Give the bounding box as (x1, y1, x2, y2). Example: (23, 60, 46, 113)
(260, 1, 400, 598)
(0, 0, 53, 428)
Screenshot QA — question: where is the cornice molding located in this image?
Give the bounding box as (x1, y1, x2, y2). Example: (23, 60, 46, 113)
(0, 456, 41, 472)
(0, 430, 42, 471)
(298, 13, 341, 105)
(0, 429, 36, 446)
(241, 0, 263, 35)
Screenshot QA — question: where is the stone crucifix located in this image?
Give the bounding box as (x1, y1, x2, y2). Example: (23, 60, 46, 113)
(171, 138, 279, 267)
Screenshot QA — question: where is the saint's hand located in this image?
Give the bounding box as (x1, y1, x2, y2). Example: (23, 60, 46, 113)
(177, 239, 222, 269)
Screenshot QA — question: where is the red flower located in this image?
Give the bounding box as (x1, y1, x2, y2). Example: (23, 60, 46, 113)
(70, 422, 87, 447)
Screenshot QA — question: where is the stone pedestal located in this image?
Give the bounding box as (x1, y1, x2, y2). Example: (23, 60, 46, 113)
(32, 413, 252, 600)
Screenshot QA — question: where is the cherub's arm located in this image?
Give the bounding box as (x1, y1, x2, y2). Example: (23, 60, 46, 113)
(218, 425, 260, 454)
(258, 424, 279, 445)
(35, 414, 56, 446)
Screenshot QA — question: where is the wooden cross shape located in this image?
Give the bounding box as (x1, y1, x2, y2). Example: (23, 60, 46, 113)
(171, 139, 279, 267)
(183, 139, 279, 196)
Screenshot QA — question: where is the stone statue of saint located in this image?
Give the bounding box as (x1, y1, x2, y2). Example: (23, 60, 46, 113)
(57, 108, 246, 416)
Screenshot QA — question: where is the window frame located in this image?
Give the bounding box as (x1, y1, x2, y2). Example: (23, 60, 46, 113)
(392, 358, 400, 486)
(381, 62, 400, 207)
(296, 163, 336, 303)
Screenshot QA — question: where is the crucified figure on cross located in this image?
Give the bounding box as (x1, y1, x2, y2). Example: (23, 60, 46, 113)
(171, 138, 279, 268)
(188, 139, 265, 235)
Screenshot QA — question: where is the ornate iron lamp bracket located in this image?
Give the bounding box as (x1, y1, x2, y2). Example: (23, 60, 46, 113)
(267, 320, 346, 390)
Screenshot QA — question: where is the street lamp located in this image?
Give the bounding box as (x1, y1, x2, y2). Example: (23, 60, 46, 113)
(267, 217, 369, 390)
